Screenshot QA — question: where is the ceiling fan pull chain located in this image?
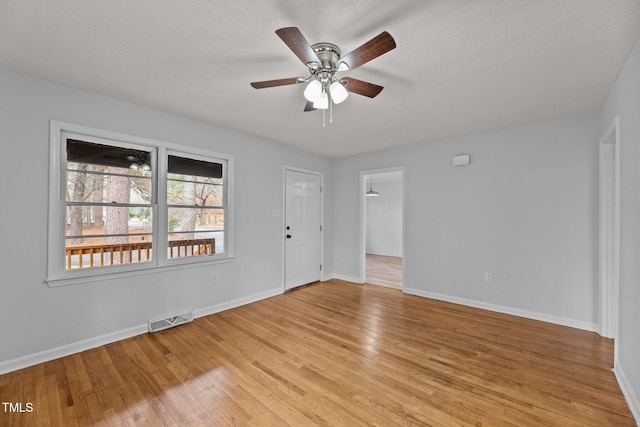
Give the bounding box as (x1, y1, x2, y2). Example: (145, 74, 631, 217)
(330, 96, 333, 124)
(322, 107, 326, 128)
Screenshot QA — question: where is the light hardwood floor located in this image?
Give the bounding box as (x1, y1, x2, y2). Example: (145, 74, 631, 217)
(366, 254, 403, 289)
(0, 280, 634, 426)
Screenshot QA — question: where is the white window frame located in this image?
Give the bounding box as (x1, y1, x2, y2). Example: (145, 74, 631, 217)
(47, 120, 234, 287)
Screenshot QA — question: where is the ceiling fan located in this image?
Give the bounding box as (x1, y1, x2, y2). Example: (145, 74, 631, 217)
(250, 27, 396, 120)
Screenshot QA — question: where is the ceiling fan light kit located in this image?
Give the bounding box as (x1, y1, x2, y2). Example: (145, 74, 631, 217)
(329, 81, 348, 104)
(127, 154, 151, 172)
(304, 79, 322, 103)
(251, 27, 396, 126)
(314, 91, 329, 110)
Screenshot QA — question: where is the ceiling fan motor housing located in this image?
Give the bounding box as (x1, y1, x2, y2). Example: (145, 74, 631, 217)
(311, 42, 341, 73)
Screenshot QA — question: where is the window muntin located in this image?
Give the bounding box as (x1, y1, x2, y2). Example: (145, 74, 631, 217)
(167, 155, 225, 258)
(65, 140, 154, 270)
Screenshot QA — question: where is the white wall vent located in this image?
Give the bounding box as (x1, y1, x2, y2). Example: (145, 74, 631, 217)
(148, 311, 194, 333)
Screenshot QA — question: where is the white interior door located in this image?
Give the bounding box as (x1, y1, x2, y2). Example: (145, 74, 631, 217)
(285, 170, 322, 290)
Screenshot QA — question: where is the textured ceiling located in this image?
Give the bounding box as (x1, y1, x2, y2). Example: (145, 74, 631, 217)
(1, 1, 639, 158)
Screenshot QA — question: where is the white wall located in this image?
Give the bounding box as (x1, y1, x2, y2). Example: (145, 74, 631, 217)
(0, 69, 333, 370)
(600, 39, 640, 423)
(366, 178, 403, 257)
(334, 114, 599, 329)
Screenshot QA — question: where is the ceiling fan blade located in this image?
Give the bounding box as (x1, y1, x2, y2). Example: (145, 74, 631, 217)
(304, 101, 317, 112)
(250, 77, 300, 89)
(341, 77, 384, 98)
(275, 27, 319, 66)
(339, 31, 396, 71)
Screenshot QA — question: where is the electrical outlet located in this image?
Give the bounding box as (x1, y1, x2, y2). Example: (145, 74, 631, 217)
(211, 273, 218, 283)
(484, 272, 493, 283)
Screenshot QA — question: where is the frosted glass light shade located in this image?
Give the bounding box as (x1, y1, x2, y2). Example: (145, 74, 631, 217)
(330, 81, 348, 104)
(313, 92, 329, 109)
(130, 162, 150, 171)
(304, 80, 322, 102)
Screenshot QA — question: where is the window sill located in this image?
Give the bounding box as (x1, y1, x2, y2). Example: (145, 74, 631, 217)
(45, 256, 235, 288)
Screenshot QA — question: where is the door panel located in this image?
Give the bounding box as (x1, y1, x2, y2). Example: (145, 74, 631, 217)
(285, 170, 321, 290)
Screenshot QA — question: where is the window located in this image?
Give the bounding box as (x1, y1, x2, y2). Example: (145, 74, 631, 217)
(167, 154, 225, 258)
(47, 121, 233, 286)
(65, 139, 154, 269)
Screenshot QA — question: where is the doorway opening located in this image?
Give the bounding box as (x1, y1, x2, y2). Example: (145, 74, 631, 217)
(360, 167, 404, 289)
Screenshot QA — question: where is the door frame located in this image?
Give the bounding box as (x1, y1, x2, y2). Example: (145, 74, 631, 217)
(599, 116, 620, 341)
(359, 166, 406, 287)
(282, 166, 325, 291)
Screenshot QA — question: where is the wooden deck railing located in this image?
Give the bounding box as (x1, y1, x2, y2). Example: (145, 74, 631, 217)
(65, 238, 215, 269)
(168, 238, 215, 258)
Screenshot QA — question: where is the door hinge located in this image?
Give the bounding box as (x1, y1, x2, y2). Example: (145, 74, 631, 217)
(320, 264, 323, 271)
(320, 225, 323, 232)
(320, 186, 323, 192)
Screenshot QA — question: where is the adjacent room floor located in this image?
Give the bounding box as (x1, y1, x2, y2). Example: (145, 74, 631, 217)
(366, 253, 403, 289)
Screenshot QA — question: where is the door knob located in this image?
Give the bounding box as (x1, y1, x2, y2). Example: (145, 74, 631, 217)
(286, 234, 292, 239)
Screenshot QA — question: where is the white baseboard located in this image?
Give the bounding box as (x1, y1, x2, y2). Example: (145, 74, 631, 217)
(0, 324, 148, 375)
(614, 363, 640, 425)
(403, 287, 598, 332)
(193, 287, 282, 318)
(331, 274, 364, 283)
(0, 287, 284, 376)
